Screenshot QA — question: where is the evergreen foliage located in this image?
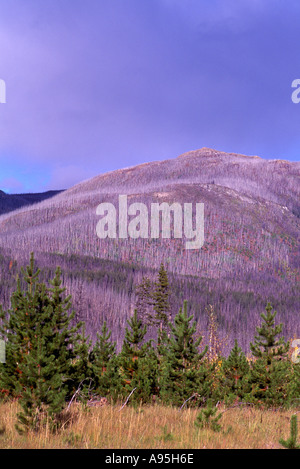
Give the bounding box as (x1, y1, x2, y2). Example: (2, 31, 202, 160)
(248, 303, 291, 406)
(153, 263, 170, 334)
(159, 300, 209, 406)
(90, 321, 118, 398)
(0, 254, 83, 431)
(250, 303, 290, 362)
(119, 310, 158, 403)
(0, 257, 298, 416)
(195, 399, 223, 432)
(287, 363, 300, 406)
(279, 414, 300, 449)
(135, 277, 154, 327)
(220, 339, 250, 400)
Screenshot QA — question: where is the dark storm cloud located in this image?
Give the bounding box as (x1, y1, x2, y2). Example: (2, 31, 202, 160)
(0, 0, 299, 192)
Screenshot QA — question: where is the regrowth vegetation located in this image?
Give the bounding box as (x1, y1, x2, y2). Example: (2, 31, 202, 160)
(0, 255, 299, 436)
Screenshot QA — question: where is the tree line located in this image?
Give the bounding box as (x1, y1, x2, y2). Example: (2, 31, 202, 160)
(0, 254, 299, 432)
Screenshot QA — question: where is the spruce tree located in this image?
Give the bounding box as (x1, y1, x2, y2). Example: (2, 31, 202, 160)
(153, 263, 170, 335)
(0, 254, 83, 431)
(69, 323, 94, 402)
(195, 398, 223, 432)
(90, 321, 118, 397)
(119, 310, 158, 403)
(220, 339, 250, 401)
(160, 300, 209, 407)
(287, 363, 300, 406)
(279, 414, 300, 449)
(248, 303, 290, 406)
(135, 277, 154, 327)
(250, 303, 289, 362)
(121, 309, 148, 360)
(0, 257, 42, 398)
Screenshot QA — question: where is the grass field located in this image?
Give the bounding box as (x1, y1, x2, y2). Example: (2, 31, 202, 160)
(0, 401, 298, 449)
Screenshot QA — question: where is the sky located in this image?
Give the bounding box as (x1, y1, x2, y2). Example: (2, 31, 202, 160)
(0, 0, 300, 193)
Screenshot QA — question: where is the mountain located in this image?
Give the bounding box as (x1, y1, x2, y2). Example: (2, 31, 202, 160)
(0, 190, 64, 216)
(0, 148, 299, 353)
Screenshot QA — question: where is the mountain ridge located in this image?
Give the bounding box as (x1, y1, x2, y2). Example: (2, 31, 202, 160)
(0, 148, 298, 353)
(0, 189, 64, 216)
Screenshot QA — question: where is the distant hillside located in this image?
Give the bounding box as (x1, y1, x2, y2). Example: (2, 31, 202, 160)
(0, 148, 299, 353)
(0, 190, 64, 215)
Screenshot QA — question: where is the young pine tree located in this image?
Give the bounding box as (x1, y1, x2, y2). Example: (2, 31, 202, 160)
(153, 263, 170, 335)
(135, 277, 155, 327)
(279, 414, 300, 449)
(195, 398, 223, 432)
(90, 321, 118, 398)
(119, 310, 158, 404)
(248, 303, 290, 406)
(287, 362, 300, 407)
(69, 323, 94, 402)
(250, 303, 290, 362)
(219, 339, 250, 402)
(0, 254, 83, 431)
(160, 300, 209, 407)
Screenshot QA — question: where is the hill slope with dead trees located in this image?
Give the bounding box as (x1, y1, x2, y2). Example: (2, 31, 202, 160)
(0, 148, 299, 353)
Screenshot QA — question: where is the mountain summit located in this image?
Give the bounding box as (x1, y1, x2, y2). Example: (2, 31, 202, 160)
(0, 148, 299, 352)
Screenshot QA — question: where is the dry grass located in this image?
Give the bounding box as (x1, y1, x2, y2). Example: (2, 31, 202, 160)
(0, 400, 298, 449)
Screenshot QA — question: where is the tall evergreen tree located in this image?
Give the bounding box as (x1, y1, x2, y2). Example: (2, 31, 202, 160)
(160, 300, 209, 407)
(119, 310, 158, 403)
(219, 339, 250, 401)
(248, 303, 290, 405)
(121, 310, 148, 360)
(250, 303, 289, 362)
(0, 254, 83, 431)
(153, 263, 170, 336)
(135, 277, 154, 327)
(287, 363, 300, 406)
(69, 323, 94, 402)
(90, 321, 118, 397)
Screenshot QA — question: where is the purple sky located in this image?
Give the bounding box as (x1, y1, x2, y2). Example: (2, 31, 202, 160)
(0, 0, 300, 193)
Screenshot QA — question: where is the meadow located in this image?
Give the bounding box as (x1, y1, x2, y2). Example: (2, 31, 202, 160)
(0, 401, 298, 449)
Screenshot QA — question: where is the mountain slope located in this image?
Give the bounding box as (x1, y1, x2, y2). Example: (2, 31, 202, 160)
(0, 148, 299, 353)
(0, 190, 64, 216)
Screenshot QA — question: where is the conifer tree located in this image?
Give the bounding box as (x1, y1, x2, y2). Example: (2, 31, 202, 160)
(90, 321, 118, 397)
(92, 321, 116, 375)
(220, 339, 250, 401)
(135, 277, 154, 327)
(69, 323, 94, 402)
(248, 303, 290, 405)
(279, 414, 300, 449)
(119, 310, 158, 403)
(153, 263, 170, 334)
(195, 398, 223, 432)
(287, 363, 300, 406)
(121, 309, 148, 360)
(250, 303, 289, 362)
(0, 257, 41, 398)
(0, 254, 83, 431)
(160, 300, 209, 407)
